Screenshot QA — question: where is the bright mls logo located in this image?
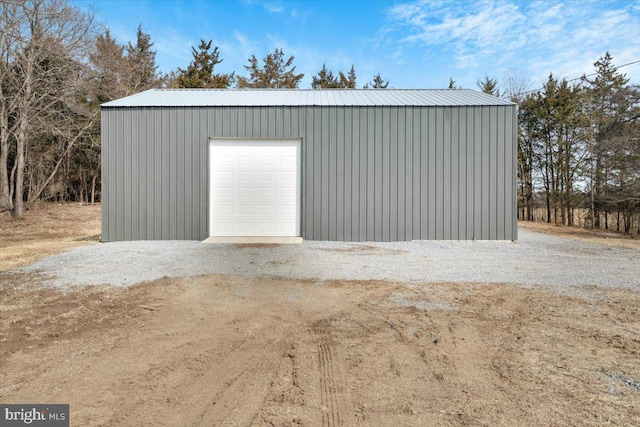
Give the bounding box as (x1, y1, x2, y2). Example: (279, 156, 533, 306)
(0, 405, 69, 426)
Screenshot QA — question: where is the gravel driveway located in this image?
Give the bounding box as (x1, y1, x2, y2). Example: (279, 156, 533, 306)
(20, 229, 640, 290)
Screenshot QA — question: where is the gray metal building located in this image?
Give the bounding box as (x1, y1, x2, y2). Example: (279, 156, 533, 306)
(101, 89, 517, 242)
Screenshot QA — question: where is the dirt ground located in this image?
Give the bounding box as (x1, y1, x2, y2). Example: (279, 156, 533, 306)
(519, 220, 640, 250)
(1, 205, 640, 426)
(0, 203, 101, 272)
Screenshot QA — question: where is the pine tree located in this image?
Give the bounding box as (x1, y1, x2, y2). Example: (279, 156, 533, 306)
(477, 74, 500, 96)
(89, 29, 127, 103)
(237, 48, 303, 88)
(125, 25, 160, 93)
(311, 64, 339, 88)
(370, 73, 389, 89)
(582, 52, 634, 230)
(176, 40, 235, 88)
(338, 65, 356, 89)
(312, 64, 358, 89)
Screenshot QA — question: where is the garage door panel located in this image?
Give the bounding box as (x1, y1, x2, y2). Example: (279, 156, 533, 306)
(216, 187, 233, 198)
(279, 171, 296, 181)
(237, 187, 254, 198)
(279, 156, 296, 166)
(259, 205, 275, 215)
(217, 155, 233, 166)
(217, 171, 233, 181)
(279, 205, 296, 215)
(237, 205, 254, 215)
(279, 187, 296, 197)
(210, 139, 300, 237)
(259, 156, 276, 166)
(214, 205, 233, 215)
(237, 156, 254, 166)
(214, 222, 234, 233)
(259, 171, 276, 181)
(237, 171, 254, 181)
(258, 187, 276, 198)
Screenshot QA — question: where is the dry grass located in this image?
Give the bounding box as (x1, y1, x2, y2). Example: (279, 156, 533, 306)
(0, 203, 101, 272)
(519, 220, 640, 250)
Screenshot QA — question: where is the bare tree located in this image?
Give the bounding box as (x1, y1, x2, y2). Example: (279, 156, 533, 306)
(0, 0, 96, 217)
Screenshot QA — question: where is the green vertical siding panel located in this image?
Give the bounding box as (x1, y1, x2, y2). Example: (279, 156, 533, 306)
(473, 108, 482, 239)
(450, 108, 459, 239)
(100, 110, 109, 240)
(481, 107, 490, 239)
(411, 109, 421, 239)
(398, 108, 413, 240)
(371, 108, 388, 241)
(190, 109, 199, 239)
(348, 108, 356, 238)
(200, 109, 209, 238)
(496, 107, 506, 239)
(337, 108, 347, 240)
(121, 109, 130, 240)
(169, 110, 178, 239)
(367, 109, 376, 240)
(385, 108, 400, 241)
(328, 108, 337, 240)
(419, 109, 428, 238)
(359, 109, 369, 240)
(456, 108, 466, 239)
(322, 107, 331, 239)
(488, 106, 498, 239)
(389, 108, 398, 241)
(144, 109, 154, 239)
(313, 108, 323, 239)
(465, 108, 475, 239)
(183, 109, 193, 239)
(130, 110, 140, 240)
(135, 110, 146, 240)
(175, 109, 186, 239)
(435, 108, 444, 239)
(427, 109, 437, 239)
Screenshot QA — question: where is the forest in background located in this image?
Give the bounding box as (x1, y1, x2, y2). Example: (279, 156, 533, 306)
(1, 0, 639, 234)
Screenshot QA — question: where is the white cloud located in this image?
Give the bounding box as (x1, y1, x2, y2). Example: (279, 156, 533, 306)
(385, 0, 640, 88)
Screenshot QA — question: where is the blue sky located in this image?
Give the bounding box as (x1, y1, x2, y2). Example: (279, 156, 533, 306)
(75, 0, 640, 92)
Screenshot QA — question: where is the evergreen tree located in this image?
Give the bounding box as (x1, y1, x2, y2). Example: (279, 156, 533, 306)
(581, 52, 630, 228)
(338, 65, 356, 89)
(311, 64, 357, 89)
(311, 64, 339, 88)
(89, 29, 127, 103)
(176, 40, 235, 88)
(125, 25, 161, 93)
(477, 74, 500, 96)
(370, 73, 389, 89)
(237, 48, 303, 88)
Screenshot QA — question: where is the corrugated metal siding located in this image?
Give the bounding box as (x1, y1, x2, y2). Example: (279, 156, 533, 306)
(101, 105, 517, 241)
(102, 88, 516, 108)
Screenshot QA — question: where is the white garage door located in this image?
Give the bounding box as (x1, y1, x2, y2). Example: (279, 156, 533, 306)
(209, 139, 301, 237)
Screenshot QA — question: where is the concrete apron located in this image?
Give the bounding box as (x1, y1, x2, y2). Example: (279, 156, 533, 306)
(202, 236, 303, 244)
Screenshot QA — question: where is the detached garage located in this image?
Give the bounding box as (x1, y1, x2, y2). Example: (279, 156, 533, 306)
(101, 89, 517, 242)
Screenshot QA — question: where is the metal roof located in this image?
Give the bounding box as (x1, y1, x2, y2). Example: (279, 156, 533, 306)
(102, 88, 515, 108)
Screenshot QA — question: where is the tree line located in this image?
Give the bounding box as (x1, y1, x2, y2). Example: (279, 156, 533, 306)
(476, 54, 640, 234)
(1, 0, 638, 237)
(0, 1, 389, 218)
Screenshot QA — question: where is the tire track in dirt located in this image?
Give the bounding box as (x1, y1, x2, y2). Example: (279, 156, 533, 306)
(105, 314, 292, 426)
(311, 319, 350, 427)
